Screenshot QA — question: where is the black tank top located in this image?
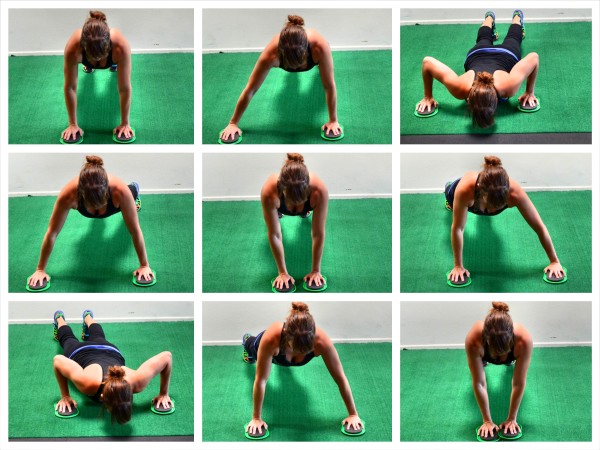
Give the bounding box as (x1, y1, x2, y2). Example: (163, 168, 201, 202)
(272, 322, 316, 367)
(482, 342, 516, 366)
(77, 189, 121, 219)
(68, 345, 125, 403)
(277, 194, 313, 217)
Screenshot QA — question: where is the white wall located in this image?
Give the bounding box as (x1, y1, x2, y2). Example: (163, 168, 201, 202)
(203, 153, 392, 200)
(8, 153, 194, 196)
(400, 8, 591, 25)
(203, 9, 392, 52)
(8, 9, 194, 55)
(400, 301, 592, 348)
(8, 301, 194, 324)
(203, 301, 392, 345)
(400, 153, 592, 193)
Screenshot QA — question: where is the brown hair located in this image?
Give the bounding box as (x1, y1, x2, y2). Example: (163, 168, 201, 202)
(483, 302, 514, 356)
(476, 155, 509, 210)
(278, 15, 308, 69)
(283, 302, 316, 354)
(467, 72, 498, 128)
(78, 155, 109, 209)
(102, 366, 132, 425)
(277, 153, 310, 205)
(81, 11, 110, 61)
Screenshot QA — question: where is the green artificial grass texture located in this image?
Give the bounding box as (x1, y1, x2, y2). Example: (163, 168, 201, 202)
(202, 198, 392, 292)
(8, 53, 193, 144)
(400, 347, 591, 441)
(203, 342, 391, 441)
(400, 191, 591, 292)
(400, 22, 592, 135)
(202, 50, 391, 144)
(9, 194, 194, 293)
(9, 321, 194, 439)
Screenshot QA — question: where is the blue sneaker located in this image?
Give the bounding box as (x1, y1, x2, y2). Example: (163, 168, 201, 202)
(242, 333, 255, 364)
(513, 10, 525, 39)
(131, 182, 141, 212)
(82, 310, 94, 341)
(53, 310, 65, 341)
(485, 11, 499, 41)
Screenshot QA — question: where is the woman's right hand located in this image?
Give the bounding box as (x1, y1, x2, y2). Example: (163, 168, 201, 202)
(478, 421, 498, 439)
(220, 123, 242, 140)
(416, 97, 438, 114)
(28, 270, 50, 288)
(448, 266, 470, 283)
(273, 273, 295, 290)
(61, 124, 83, 141)
(56, 396, 77, 414)
(246, 418, 268, 435)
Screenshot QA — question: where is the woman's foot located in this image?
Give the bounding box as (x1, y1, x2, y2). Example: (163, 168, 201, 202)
(109, 64, 118, 72)
(513, 10, 525, 39)
(83, 65, 94, 74)
(53, 310, 65, 341)
(82, 310, 94, 341)
(242, 333, 256, 364)
(484, 11, 499, 41)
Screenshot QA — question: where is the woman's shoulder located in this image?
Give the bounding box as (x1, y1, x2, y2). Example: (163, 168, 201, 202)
(64, 29, 83, 60)
(465, 321, 484, 349)
(261, 174, 279, 197)
(109, 29, 131, 58)
(313, 326, 332, 356)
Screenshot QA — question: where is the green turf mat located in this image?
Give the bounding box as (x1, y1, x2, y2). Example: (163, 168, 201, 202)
(202, 50, 391, 144)
(8, 53, 193, 144)
(9, 194, 194, 293)
(400, 191, 591, 292)
(203, 342, 391, 441)
(400, 22, 591, 135)
(9, 321, 194, 439)
(202, 198, 392, 292)
(400, 347, 591, 441)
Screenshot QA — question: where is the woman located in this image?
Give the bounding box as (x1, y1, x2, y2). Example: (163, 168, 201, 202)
(27, 155, 154, 289)
(445, 155, 564, 284)
(243, 302, 363, 436)
(261, 153, 328, 291)
(53, 310, 173, 423)
(416, 10, 539, 128)
(465, 302, 532, 440)
(62, 10, 134, 142)
(220, 15, 341, 142)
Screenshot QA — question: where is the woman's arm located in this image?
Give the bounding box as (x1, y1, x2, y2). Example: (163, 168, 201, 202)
(512, 182, 563, 277)
(501, 326, 532, 434)
(261, 178, 293, 289)
(247, 325, 277, 435)
(305, 178, 329, 286)
(502, 52, 539, 105)
(417, 56, 471, 112)
(319, 329, 363, 430)
(28, 187, 73, 287)
(129, 351, 172, 402)
(313, 32, 340, 134)
(116, 181, 153, 281)
(62, 30, 82, 140)
(53, 354, 98, 413)
(465, 324, 496, 438)
(112, 30, 134, 139)
(448, 179, 471, 282)
(221, 37, 276, 140)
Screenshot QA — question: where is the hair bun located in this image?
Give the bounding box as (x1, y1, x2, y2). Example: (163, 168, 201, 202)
(491, 301, 509, 313)
(85, 155, 104, 166)
(286, 153, 304, 164)
(483, 155, 502, 168)
(287, 15, 305, 26)
(89, 10, 107, 22)
(107, 366, 125, 379)
(476, 71, 494, 86)
(291, 301, 309, 313)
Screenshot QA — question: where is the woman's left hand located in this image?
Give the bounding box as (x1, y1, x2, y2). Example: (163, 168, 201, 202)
(518, 92, 538, 108)
(544, 261, 564, 279)
(499, 419, 520, 436)
(152, 394, 173, 410)
(343, 414, 363, 432)
(134, 266, 154, 282)
(304, 271, 325, 287)
(322, 121, 342, 137)
(114, 123, 134, 140)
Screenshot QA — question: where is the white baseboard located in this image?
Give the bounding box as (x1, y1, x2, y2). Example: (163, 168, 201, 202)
(400, 17, 591, 26)
(401, 341, 592, 350)
(203, 338, 392, 346)
(9, 317, 194, 325)
(401, 186, 591, 195)
(202, 193, 392, 202)
(203, 45, 391, 54)
(9, 189, 193, 198)
(9, 48, 194, 57)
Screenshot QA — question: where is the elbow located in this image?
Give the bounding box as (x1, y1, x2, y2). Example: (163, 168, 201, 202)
(118, 84, 132, 96)
(53, 355, 63, 368)
(529, 52, 539, 65)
